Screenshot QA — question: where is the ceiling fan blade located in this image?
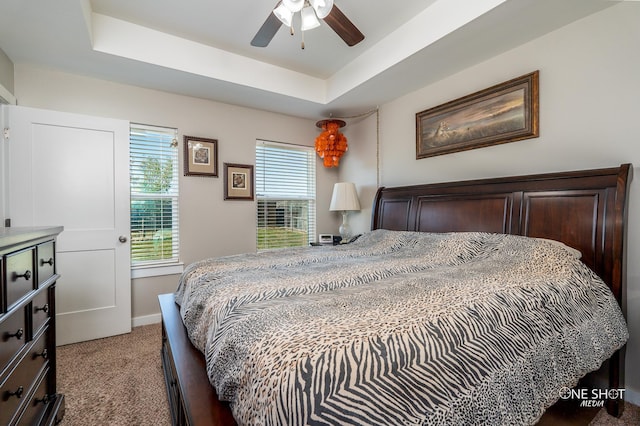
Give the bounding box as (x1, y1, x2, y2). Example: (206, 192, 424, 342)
(251, 10, 283, 47)
(323, 5, 365, 47)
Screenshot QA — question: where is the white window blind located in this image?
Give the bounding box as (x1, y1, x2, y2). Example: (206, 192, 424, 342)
(256, 140, 316, 250)
(130, 123, 180, 266)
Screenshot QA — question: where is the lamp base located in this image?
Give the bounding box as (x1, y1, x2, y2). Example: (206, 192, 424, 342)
(339, 211, 352, 242)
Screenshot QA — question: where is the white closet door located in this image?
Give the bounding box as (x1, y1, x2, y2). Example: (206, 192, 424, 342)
(5, 105, 131, 345)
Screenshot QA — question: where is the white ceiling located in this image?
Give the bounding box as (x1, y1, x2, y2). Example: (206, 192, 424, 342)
(0, 0, 619, 119)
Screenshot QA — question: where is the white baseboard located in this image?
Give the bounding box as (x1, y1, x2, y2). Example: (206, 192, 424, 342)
(625, 387, 640, 406)
(132, 313, 162, 327)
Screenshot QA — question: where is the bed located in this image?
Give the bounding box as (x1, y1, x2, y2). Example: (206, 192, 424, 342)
(159, 163, 632, 426)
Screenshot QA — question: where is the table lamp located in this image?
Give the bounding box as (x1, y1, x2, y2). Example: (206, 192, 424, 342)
(329, 182, 360, 241)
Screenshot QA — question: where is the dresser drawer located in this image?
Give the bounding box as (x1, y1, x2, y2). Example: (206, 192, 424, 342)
(36, 241, 55, 287)
(6, 248, 35, 309)
(0, 331, 48, 426)
(16, 368, 50, 426)
(0, 307, 27, 373)
(32, 289, 51, 335)
(29, 328, 50, 369)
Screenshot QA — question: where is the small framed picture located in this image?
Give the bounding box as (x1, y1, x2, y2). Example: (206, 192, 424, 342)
(224, 163, 254, 200)
(184, 135, 218, 177)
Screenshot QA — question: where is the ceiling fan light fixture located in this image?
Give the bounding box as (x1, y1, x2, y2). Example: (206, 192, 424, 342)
(273, 3, 294, 27)
(300, 6, 321, 31)
(252, 0, 364, 49)
(282, 0, 304, 13)
(310, 0, 334, 19)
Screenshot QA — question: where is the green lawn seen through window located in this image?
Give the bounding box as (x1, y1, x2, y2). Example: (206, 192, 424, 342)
(257, 228, 307, 250)
(131, 230, 173, 262)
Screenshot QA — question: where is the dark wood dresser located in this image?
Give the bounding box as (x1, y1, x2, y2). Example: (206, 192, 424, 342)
(0, 227, 64, 426)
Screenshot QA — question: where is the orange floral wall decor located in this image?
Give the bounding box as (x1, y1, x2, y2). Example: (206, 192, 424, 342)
(315, 119, 347, 168)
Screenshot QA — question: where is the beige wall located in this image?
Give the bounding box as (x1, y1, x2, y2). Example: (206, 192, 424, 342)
(341, 2, 640, 403)
(0, 48, 14, 95)
(13, 66, 340, 322)
(336, 112, 380, 234)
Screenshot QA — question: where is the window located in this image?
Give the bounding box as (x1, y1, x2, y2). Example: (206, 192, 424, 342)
(256, 140, 316, 250)
(130, 123, 180, 267)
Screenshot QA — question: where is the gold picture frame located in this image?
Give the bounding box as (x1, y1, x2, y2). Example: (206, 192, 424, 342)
(184, 135, 218, 177)
(224, 163, 254, 200)
(416, 71, 539, 159)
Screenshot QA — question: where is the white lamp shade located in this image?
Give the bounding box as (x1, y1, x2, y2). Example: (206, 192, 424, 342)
(310, 0, 334, 19)
(273, 3, 294, 27)
(300, 6, 321, 31)
(330, 182, 360, 211)
(282, 0, 304, 12)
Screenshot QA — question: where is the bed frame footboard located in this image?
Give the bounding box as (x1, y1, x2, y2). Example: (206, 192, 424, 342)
(159, 293, 236, 426)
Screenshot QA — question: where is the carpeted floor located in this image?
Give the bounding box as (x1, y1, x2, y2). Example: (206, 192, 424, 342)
(57, 323, 639, 426)
(591, 404, 640, 426)
(57, 324, 171, 426)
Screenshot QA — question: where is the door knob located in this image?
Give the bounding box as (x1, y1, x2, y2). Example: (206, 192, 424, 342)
(119, 235, 128, 243)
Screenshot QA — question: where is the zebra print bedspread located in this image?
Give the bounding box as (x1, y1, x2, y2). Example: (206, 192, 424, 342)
(175, 230, 628, 426)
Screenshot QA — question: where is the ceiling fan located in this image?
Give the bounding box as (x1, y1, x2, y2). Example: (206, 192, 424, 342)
(251, 0, 365, 49)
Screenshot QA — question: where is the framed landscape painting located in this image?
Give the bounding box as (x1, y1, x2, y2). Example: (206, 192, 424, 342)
(416, 71, 539, 159)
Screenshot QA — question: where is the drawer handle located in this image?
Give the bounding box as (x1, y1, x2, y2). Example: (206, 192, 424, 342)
(40, 257, 54, 266)
(34, 348, 49, 360)
(6, 386, 24, 399)
(13, 270, 32, 281)
(35, 394, 51, 405)
(5, 328, 24, 340)
(35, 303, 50, 314)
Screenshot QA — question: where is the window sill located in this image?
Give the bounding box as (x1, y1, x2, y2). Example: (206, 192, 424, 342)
(131, 263, 184, 279)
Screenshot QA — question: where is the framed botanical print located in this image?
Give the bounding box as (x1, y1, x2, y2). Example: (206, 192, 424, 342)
(224, 163, 254, 200)
(184, 135, 218, 177)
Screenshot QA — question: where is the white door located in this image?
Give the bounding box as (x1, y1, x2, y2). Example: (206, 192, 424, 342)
(5, 105, 131, 345)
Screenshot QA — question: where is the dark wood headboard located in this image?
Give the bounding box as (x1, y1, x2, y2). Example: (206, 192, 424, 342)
(371, 164, 632, 416)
